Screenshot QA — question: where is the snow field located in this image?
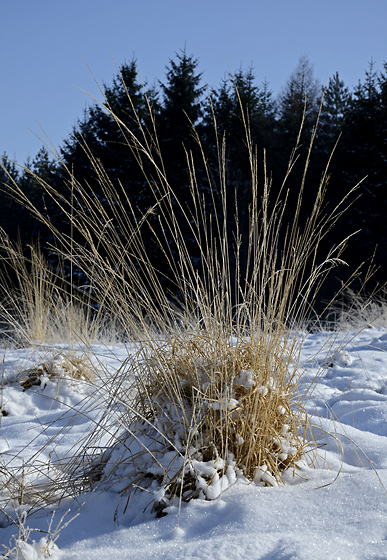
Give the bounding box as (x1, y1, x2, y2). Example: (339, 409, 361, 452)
(0, 327, 387, 559)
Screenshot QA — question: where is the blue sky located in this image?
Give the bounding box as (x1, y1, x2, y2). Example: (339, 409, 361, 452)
(2, 0, 386, 165)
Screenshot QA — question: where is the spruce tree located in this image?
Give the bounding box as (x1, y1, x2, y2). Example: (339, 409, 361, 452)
(56, 60, 161, 285)
(202, 67, 277, 299)
(203, 67, 276, 185)
(318, 72, 352, 149)
(158, 48, 205, 191)
(157, 49, 206, 272)
(61, 59, 157, 200)
(315, 71, 353, 208)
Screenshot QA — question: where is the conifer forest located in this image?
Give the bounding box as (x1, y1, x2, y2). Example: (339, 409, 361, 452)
(1, 51, 386, 311)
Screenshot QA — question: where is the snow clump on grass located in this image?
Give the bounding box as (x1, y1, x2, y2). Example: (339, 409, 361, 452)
(87, 329, 307, 516)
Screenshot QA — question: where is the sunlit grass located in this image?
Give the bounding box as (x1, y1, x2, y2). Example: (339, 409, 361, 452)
(0, 78, 366, 518)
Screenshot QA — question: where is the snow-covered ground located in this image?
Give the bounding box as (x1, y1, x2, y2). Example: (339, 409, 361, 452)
(1, 326, 387, 559)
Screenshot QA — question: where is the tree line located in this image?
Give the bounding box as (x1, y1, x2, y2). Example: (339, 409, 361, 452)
(1, 50, 386, 309)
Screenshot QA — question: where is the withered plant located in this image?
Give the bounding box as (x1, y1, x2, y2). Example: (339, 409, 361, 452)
(0, 76, 363, 517)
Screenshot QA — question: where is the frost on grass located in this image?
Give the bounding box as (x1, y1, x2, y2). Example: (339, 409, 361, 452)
(1, 508, 76, 559)
(2, 535, 60, 560)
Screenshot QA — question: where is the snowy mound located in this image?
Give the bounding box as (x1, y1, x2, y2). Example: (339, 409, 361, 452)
(1, 328, 387, 559)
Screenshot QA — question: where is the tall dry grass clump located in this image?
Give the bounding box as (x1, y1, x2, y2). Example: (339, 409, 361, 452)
(0, 78, 363, 516)
(0, 233, 121, 347)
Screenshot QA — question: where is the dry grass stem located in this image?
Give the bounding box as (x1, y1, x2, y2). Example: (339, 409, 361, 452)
(0, 75, 367, 518)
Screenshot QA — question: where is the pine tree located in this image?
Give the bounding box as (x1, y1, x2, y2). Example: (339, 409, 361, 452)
(61, 59, 157, 197)
(156, 49, 206, 272)
(318, 72, 352, 148)
(158, 48, 205, 192)
(159, 49, 204, 137)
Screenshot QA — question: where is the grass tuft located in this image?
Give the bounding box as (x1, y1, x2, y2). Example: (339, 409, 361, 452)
(87, 327, 307, 514)
(0, 235, 122, 348)
(0, 74, 368, 519)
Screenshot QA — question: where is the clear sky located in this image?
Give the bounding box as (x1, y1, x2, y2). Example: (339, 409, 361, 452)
(1, 0, 386, 165)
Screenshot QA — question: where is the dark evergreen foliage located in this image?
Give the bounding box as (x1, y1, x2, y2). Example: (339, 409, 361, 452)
(0, 153, 21, 240)
(334, 61, 387, 287)
(1, 53, 386, 306)
(156, 49, 208, 275)
(158, 49, 205, 198)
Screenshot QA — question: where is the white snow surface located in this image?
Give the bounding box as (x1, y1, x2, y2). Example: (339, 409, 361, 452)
(1, 327, 387, 559)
